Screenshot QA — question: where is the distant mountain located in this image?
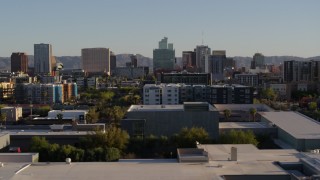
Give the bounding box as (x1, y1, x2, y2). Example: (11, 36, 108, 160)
(1, 55, 319, 71)
(233, 56, 320, 69)
(115, 54, 152, 68)
(0, 54, 152, 71)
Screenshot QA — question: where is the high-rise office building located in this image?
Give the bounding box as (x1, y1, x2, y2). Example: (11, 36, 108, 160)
(81, 48, 110, 74)
(110, 51, 117, 71)
(11, 52, 28, 73)
(251, 53, 265, 69)
(209, 50, 227, 81)
(153, 37, 175, 71)
(130, 54, 138, 68)
(182, 51, 196, 70)
(195, 45, 211, 73)
(283, 60, 320, 83)
(34, 44, 53, 75)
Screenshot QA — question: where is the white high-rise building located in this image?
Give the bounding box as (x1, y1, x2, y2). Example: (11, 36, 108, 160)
(143, 84, 179, 105)
(195, 45, 211, 73)
(81, 48, 110, 74)
(34, 44, 53, 75)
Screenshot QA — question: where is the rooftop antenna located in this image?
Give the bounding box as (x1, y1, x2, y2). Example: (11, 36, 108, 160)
(202, 31, 204, 45)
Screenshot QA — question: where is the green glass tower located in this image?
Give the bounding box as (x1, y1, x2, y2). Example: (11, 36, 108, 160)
(153, 37, 175, 71)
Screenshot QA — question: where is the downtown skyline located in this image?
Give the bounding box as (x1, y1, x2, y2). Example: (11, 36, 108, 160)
(0, 0, 319, 58)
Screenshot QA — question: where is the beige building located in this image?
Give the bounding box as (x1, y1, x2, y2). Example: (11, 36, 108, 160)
(81, 48, 110, 75)
(0, 107, 22, 122)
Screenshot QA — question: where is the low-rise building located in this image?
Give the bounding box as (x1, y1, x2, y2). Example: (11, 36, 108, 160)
(143, 84, 253, 105)
(261, 111, 320, 151)
(234, 73, 259, 87)
(122, 102, 219, 138)
(112, 67, 148, 79)
(160, 72, 211, 85)
(0, 107, 22, 122)
(48, 110, 88, 123)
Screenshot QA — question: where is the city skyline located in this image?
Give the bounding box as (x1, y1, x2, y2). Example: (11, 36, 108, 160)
(0, 0, 319, 58)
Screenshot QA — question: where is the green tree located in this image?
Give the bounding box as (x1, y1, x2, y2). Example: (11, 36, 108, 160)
(0, 113, 6, 126)
(29, 136, 50, 161)
(101, 106, 126, 126)
(261, 88, 277, 101)
(309, 102, 317, 112)
(100, 91, 115, 103)
(106, 147, 120, 161)
(86, 107, 99, 124)
(249, 108, 257, 122)
(81, 127, 129, 151)
(36, 106, 51, 117)
(223, 109, 231, 121)
(56, 113, 63, 123)
(219, 130, 258, 146)
(174, 127, 210, 148)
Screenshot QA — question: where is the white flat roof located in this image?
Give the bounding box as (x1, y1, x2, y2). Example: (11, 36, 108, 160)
(128, 105, 184, 112)
(219, 122, 270, 129)
(214, 104, 274, 112)
(260, 111, 320, 139)
(128, 102, 216, 112)
(1, 130, 92, 136)
(11, 160, 221, 180)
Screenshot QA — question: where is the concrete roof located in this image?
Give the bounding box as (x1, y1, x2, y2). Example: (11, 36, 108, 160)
(219, 122, 270, 129)
(1, 129, 92, 136)
(128, 103, 216, 112)
(260, 111, 320, 139)
(214, 104, 274, 112)
(0, 163, 29, 180)
(128, 105, 184, 112)
(196, 144, 302, 176)
(11, 160, 222, 180)
(5, 145, 292, 179)
(2, 145, 311, 179)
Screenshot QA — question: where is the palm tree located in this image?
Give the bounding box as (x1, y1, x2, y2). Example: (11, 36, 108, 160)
(249, 108, 257, 122)
(223, 109, 231, 121)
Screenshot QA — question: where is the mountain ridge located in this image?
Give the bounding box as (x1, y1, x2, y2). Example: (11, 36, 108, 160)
(1, 54, 319, 71)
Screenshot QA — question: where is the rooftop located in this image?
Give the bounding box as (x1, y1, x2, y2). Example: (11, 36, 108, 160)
(128, 102, 216, 112)
(260, 111, 320, 139)
(214, 104, 274, 112)
(219, 122, 270, 129)
(1, 129, 92, 136)
(10, 160, 221, 180)
(128, 104, 184, 112)
(2, 145, 318, 179)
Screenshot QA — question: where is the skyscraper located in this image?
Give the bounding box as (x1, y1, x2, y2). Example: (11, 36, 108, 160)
(195, 45, 211, 73)
(182, 51, 196, 70)
(11, 52, 28, 73)
(153, 37, 175, 71)
(251, 53, 265, 69)
(130, 54, 138, 68)
(283, 60, 320, 82)
(110, 51, 117, 71)
(81, 48, 110, 75)
(209, 50, 227, 81)
(34, 44, 53, 75)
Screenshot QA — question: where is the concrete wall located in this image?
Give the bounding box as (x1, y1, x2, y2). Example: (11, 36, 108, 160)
(0, 133, 10, 150)
(125, 110, 219, 138)
(219, 127, 277, 137)
(0, 153, 39, 162)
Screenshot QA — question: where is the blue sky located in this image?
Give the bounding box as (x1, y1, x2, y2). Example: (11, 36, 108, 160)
(0, 0, 319, 57)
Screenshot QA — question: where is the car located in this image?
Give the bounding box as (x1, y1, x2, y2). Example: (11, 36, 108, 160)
(9, 147, 21, 153)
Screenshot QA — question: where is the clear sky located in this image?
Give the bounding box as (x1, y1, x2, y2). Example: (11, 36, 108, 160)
(0, 0, 319, 58)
